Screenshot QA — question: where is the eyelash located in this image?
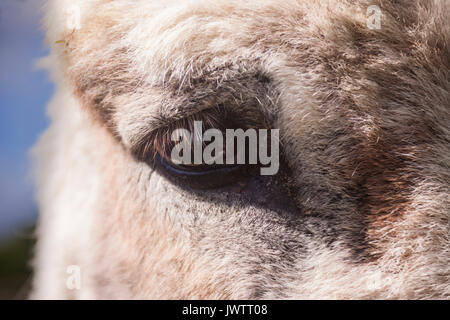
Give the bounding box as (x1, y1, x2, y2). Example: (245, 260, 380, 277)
(136, 106, 266, 161)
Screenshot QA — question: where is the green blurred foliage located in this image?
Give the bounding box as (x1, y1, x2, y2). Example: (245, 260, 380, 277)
(0, 225, 35, 300)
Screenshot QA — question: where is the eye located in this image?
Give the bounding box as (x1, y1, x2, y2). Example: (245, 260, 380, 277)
(136, 107, 273, 190)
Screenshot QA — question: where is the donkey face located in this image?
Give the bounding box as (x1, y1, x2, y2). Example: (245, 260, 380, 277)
(32, 0, 450, 299)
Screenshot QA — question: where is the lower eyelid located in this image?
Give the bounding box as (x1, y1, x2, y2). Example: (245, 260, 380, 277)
(154, 153, 256, 190)
(156, 154, 242, 176)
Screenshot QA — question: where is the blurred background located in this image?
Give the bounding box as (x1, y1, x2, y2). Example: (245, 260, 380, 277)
(0, 0, 52, 299)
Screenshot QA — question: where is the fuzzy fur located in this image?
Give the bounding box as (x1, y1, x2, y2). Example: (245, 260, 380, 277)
(31, 0, 450, 299)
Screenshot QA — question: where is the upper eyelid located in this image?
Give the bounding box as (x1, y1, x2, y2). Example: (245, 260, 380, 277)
(127, 70, 276, 160)
(148, 69, 274, 130)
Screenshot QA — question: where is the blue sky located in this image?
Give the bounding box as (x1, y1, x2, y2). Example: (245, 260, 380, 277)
(0, 0, 52, 240)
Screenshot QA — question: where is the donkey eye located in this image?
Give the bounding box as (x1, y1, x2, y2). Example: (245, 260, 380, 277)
(135, 107, 274, 189)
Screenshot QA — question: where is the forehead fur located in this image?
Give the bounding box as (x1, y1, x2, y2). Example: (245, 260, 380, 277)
(44, 0, 450, 152)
